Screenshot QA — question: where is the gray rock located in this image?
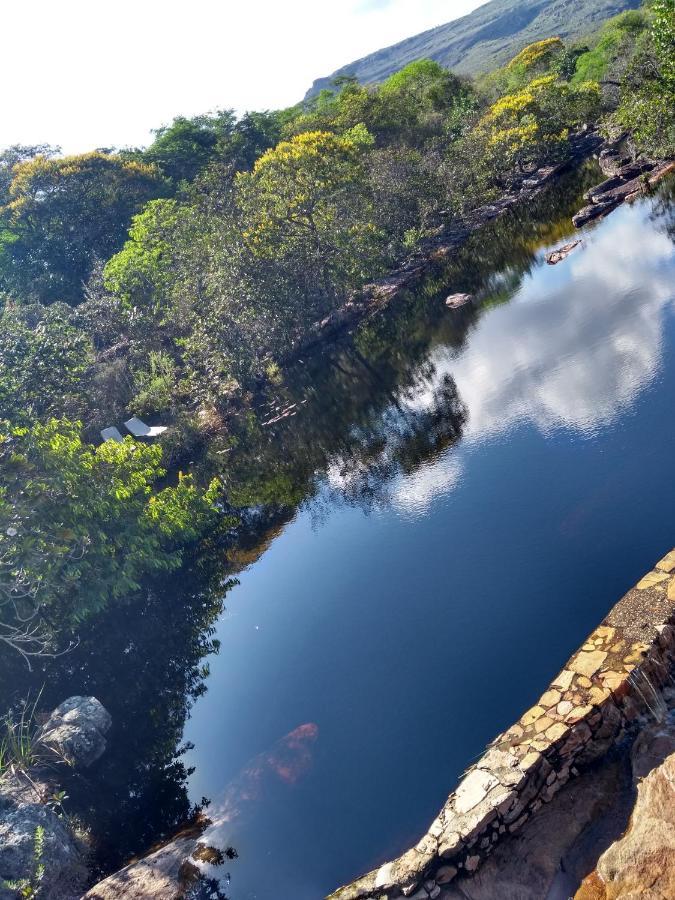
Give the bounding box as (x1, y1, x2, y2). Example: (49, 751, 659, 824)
(0, 782, 86, 899)
(39, 696, 112, 768)
(445, 293, 473, 309)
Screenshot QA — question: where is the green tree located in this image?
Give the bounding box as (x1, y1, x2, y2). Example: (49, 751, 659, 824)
(0, 152, 164, 305)
(0, 419, 221, 664)
(652, 0, 675, 89)
(612, 0, 675, 156)
(236, 126, 388, 303)
(0, 303, 92, 424)
(141, 110, 236, 183)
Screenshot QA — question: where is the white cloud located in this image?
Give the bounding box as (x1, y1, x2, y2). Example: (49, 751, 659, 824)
(0, 0, 481, 153)
(450, 212, 675, 438)
(391, 454, 463, 514)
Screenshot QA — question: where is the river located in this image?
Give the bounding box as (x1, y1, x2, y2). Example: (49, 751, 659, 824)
(3, 167, 674, 899)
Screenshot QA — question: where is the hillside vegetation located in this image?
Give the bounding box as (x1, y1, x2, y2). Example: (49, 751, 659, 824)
(306, 0, 640, 96)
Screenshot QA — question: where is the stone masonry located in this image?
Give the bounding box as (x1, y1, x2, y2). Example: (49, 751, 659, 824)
(327, 550, 675, 900)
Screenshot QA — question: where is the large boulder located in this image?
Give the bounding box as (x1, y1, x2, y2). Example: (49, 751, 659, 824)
(575, 713, 675, 899)
(0, 776, 87, 899)
(39, 696, 112, 768)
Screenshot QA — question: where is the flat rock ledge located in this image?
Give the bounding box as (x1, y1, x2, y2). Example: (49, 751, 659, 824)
(572, 158, 675, 228)
(327, 549, 675, 900)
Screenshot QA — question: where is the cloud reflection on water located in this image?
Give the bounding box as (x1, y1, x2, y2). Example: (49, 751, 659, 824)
(390, 202, 675, 515)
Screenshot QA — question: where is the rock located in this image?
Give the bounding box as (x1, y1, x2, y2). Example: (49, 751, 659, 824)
(445, 292, 473, 309)
(39, 696, 111, 768)
(436, 865, 457, 885)
(0, 775, 86, 900)
(569, 650, 607, 679)
(597, 147, 631, 177)
(546, 240, 581, 265)
(572, 198, 619, 227)
(575, 721, 675, 899)
(83, 834, 201, 900)
(454, 770, 498, 814)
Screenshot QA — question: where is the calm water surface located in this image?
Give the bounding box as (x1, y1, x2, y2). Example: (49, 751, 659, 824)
(182, 179, 675, 898)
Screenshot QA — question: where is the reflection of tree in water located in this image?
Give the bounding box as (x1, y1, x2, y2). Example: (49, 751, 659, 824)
(318, 370, 466, 511)
(649, 178, 675, 242)
(219, 165, 598, 522)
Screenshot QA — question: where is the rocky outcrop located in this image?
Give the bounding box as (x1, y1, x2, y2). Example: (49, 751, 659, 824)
(0, 774, 87, 900)
(82, 831, 205, 900)
(572, 158, 675, 227)
(546, 240, 581, 265)
(0, 696, 111, 899)
(328, 550, 675, 899)
(39, 695, 112, 768)
(575, 710, 675, 900)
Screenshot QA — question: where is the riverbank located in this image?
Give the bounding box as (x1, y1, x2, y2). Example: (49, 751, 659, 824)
(283, 129, 606, 363)
(328, 551, 675, 899)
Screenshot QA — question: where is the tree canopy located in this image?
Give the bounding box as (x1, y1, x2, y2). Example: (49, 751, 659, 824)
(0, 152, 164, 305)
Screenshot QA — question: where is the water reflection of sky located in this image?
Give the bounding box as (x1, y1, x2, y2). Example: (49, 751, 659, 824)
(184, 191, 675, 900)
(391, 203, 675, 516)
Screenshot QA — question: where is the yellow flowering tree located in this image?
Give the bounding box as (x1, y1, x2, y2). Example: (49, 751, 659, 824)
(235, 126, 388, 303)
(475, 75, 600, 174)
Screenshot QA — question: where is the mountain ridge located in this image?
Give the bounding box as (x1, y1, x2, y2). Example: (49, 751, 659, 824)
(306, 0, 640, 97)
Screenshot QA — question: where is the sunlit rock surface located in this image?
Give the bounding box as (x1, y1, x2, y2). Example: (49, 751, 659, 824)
(575, 711, 675, 900)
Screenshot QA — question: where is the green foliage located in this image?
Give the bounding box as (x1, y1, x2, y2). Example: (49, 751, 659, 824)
(651, 0, 675, 89)
(103, 199, 184, 315)
(0, 304, 92, 424)
(140, 110, 236, 184)
(139, 109, 284, 184)
(0, 693, 50, 776)
(0, 419, 221, 659)
(504, 37, 565, 89)
(236, 127, 388, 299)
(572, 9, 646, 84)
(0, 152, 165, 305)
(132, 351, 178, 416)
(472, 75, 601, 176)
(1, 825, 45, 898)
(612, 0, 675, 155)
(288, 60, 476, 149)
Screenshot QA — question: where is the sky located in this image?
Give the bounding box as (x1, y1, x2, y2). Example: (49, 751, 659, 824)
(0, 0, 484, 154)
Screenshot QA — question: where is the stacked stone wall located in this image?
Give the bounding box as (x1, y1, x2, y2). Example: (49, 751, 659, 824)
(328, 550, 675, 900)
